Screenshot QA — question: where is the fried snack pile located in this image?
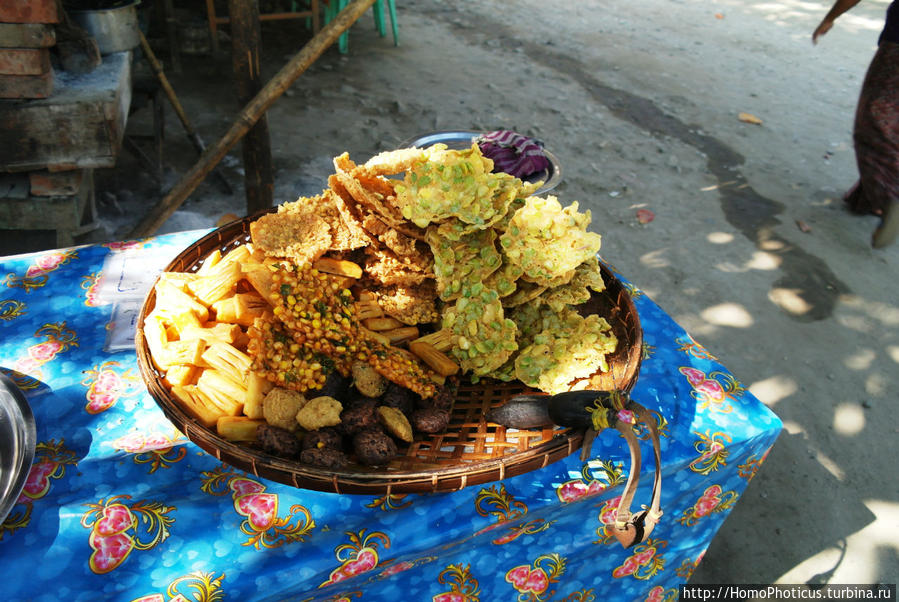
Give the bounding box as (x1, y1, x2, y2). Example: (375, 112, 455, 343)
(145, 141, 619, 469)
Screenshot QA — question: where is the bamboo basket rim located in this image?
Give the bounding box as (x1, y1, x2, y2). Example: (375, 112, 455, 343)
(135, 214, 643, 494)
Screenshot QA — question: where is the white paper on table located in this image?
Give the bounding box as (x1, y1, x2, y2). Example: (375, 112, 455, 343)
(97, 247, 181, 353)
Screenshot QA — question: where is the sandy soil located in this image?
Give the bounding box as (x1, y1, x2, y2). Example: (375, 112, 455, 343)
(54, 0, 899, 585)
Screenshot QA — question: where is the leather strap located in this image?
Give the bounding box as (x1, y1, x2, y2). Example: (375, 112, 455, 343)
(609, 402, 664, 549)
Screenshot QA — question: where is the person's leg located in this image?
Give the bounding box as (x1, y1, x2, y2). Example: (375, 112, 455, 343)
(852, 42, 899, 246)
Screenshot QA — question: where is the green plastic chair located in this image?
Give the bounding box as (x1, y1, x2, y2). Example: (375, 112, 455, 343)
(324, 0, 398, 54)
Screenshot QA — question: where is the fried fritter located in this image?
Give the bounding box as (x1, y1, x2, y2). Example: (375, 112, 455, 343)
(441, 284, 518, 377)
(514, 313, 618, 395)
(499, 195, 602, 288)
(426, 227, 502, 301)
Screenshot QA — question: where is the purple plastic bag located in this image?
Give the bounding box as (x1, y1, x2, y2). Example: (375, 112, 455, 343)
(475, 130, 550, 178)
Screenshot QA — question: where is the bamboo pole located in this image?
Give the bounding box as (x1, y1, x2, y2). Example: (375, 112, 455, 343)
(229, 0, 273, 214)
(127, 0, 378, 239)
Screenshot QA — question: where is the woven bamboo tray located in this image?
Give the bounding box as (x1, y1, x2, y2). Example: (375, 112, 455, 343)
(136, 216, 643, 495)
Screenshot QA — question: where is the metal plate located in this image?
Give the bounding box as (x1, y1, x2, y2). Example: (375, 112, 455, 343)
(0, 372, 36, 525)
(400, 130, 562, 195)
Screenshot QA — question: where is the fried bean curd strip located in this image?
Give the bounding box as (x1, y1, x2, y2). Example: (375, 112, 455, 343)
(540, 256, 606, 311)
(426, 227, 502, 302)
(441, 284, 518, 377)
(499, 195, 603, 288)
(373, 283, 439, 326)
(514, 314, 618, 395)
(393, 144, 527, 229)
(250, 207, 332, 266)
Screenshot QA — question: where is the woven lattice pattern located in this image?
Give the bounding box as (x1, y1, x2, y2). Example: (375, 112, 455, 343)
(135, 214, 642, 494)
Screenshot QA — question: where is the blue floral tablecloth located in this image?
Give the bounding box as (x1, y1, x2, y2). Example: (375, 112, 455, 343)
(0, 231, 781, 602)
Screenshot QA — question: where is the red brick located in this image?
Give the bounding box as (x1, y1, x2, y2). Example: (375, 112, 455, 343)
(0, 70, 53, 99)
(0, 0, 59, 24)
(29, 169, 85, 196)
(0, 23, 56, 48)
(0, 48, 50, 75)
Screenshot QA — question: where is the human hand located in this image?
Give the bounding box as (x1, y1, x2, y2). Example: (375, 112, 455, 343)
(812, 19, 834, 44)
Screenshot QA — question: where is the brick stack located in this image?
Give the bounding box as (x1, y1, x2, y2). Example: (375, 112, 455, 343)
(0, 0, 129, 253)
(0, 0, 58, 99)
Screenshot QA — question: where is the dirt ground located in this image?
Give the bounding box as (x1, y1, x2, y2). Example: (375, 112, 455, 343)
(39, 0, 899, 586)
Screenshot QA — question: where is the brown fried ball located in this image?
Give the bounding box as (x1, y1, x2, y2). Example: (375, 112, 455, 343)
(353, 428, 398, 466)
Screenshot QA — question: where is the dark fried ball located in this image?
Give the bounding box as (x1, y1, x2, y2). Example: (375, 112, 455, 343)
(381, 381, 416, 416)
(300, 447, 348, 468)
(301, 427, 344, 451)
(353, 428, 397, 466)
(306, 371, 352, 402)
(415, 376, 457, 411)
(338, 398, 379, 436)
(411, 408, 450, 433)
(256, 423, 302, 458)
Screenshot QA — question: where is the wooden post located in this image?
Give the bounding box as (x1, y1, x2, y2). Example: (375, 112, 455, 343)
(228, 0, 273, 216)
(126, 0, 377, 239)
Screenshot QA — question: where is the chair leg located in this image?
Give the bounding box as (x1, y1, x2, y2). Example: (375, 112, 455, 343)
(373, 0, 386, 36)
(387, 0, 398, 45)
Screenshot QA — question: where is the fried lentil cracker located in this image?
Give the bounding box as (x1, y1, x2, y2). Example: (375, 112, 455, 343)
(374, 283, 439, 325)
(334, 153, 408, 229)
(499, 195, 602, 287)
(327, 174, 378, 248)
(514, 313, 618, 395)
(364, 246, 433, 288)
(249, 207, 332, 266)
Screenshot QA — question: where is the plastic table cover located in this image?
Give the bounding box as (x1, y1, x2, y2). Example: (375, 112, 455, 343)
(0, 231, 781, 602)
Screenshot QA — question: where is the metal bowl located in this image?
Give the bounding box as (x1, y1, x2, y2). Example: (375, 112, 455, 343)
(0, 371, 36, 525)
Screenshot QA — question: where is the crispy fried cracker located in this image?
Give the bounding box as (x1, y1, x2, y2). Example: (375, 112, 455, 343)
(364, 247, 432, 287)
(250, 205, 331, 265)
(374, 283, 439, 325)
